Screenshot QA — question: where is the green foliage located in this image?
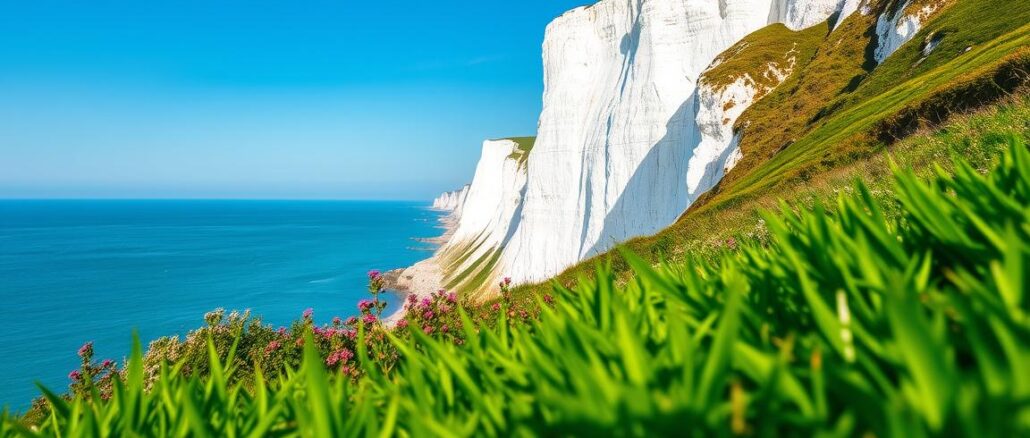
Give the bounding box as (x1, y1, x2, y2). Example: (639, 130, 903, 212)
(700, 22, 826, 94)
(726, 1, 1030, 204)
(852, 0, 1030, 106)
(505, 136, 536, 170)
(5, 138, 1029, 436)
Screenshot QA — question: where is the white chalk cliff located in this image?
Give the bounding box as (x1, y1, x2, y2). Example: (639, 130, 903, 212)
(497, 0, 856, 286)
(443, 139, 528, 272)
(432, 185, 469, 211)
(394, 139, 527, 297)
(415, 0, 941, 296)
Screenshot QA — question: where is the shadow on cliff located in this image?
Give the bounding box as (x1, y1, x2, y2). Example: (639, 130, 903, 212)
(583, 88, 740, 259)
(499, 183, 528, 250)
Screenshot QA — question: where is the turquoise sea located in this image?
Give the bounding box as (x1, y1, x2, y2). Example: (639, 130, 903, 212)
(0, 200, 442, 410)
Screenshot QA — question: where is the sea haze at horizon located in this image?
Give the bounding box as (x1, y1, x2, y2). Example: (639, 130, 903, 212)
(0, 199, 444, 411)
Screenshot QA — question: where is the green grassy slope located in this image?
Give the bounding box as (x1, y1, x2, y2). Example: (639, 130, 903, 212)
(519, 0, 1030, 297)
(8, 138, 1029, 436)
(699, 22, 827, 95)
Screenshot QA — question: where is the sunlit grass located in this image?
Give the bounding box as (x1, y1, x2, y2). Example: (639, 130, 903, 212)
(5, 137, 1028, 436)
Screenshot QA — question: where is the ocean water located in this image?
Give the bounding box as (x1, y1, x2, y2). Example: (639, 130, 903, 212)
(0, 200, 443, 410)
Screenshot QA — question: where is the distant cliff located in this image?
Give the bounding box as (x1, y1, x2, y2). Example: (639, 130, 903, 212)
(431, 185, 469, 212)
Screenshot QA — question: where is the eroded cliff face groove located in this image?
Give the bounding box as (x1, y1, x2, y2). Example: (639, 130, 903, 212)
(411, 0, 944, 297)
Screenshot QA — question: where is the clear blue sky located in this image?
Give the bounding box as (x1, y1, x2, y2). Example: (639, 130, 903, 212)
(0, 0, 585, 200)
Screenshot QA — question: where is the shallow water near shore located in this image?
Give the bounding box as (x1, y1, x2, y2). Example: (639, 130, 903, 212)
(0, 199, 444, 411)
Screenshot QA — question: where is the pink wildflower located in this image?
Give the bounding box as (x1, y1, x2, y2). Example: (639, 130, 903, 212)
(100, 359, 114, 368)
(332, 316, 342, 326)
(441, 324, 449, 333)
(423, 325, 434, 334)
(77, 341, 94, 359)
(406, 294, 418, 304)
(503, 277, 512, 286)
(358, 299, 373, 312)
(277, 327, 287, 335)
(265, 340, 281, 355)
(543, 294, 554, 305)
(491, 303, 500, 311)
(302, 308, 314, 320)
(367, 270, 382, 281)
(362, 313, 377, 324)
(446, 292, 457, 303)
(68, 370, 81, 381)
(423, 310, 435, 320)
(396, 319, 409, 329)
(346, 316, 358, 325)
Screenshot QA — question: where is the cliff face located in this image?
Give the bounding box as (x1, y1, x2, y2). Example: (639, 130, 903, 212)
(444, 139, 527, 264)
(432, 185, 469, 212)
(422, 0, 950, 297)
(391, 140, 527, 299)
(496, 0, 854, 285)
(420, 139, 529, 297)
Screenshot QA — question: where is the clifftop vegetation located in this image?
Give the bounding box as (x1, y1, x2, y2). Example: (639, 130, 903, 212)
(505, 136, 536, 169)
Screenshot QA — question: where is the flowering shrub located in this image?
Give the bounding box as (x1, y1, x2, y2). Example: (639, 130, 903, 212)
(252, 270, 403, 377)
(365, 270, 388, 319)
(484, 276, 553, 326)
(22, 264, 548, 426)
(401, 289, 464, 344)
(65, 341, 119, 403)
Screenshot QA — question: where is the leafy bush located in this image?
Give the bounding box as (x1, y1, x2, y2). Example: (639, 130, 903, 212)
(4, 138, 1029, 436)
